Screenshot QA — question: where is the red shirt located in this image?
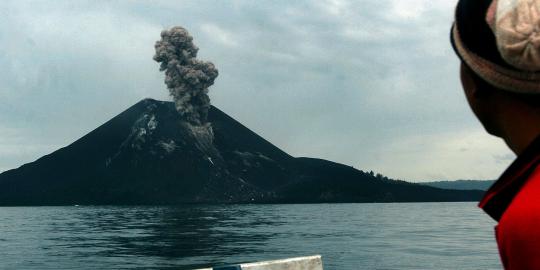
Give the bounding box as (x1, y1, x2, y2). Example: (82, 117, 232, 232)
(479, 136, 540, 269)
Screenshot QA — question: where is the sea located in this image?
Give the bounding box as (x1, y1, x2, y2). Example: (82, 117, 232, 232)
(0, 202, 501, 270)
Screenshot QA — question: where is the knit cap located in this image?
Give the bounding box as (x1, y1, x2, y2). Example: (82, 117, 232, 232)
(451, 0, 540, 93)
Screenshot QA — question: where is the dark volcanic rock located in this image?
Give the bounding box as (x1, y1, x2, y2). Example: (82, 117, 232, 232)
(0, 99, 484, 205)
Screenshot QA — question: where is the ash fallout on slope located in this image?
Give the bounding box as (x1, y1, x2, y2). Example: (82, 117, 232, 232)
(153, 26, 219, 126)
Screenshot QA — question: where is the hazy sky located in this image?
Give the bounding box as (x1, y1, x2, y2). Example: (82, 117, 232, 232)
(0, 0, 515, 182)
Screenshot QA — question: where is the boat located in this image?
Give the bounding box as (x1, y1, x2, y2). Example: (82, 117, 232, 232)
(194, 255, 323, 270)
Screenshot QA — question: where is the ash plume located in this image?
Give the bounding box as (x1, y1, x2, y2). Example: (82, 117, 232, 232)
(153, 26, 219, 126)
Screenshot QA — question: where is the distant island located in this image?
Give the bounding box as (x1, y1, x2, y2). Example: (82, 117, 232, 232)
(0, 99, 484, 205)
(421, 180, 495, 191)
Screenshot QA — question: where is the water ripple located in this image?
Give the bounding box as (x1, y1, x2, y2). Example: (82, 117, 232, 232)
(0, 203, 501, 269)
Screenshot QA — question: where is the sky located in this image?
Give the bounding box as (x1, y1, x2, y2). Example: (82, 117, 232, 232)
(0, 0, 515, 182)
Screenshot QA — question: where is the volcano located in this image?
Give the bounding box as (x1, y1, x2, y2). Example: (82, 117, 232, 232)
(0, 99, 483, 205)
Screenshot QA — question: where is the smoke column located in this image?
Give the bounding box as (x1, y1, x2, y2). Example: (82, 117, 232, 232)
(153, 26, 219, 126)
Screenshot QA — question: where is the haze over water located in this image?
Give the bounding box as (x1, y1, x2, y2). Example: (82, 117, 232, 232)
(0, 202, 500, 269)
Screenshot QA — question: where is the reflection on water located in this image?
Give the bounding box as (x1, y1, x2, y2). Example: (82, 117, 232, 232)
(0, 203, 501, 269)
(71, 206, 276, 259)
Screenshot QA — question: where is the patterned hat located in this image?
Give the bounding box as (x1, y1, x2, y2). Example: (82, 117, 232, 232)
(451, 0, 540, 93)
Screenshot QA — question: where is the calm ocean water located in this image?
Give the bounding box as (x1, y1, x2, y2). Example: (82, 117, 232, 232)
(0, 203, 501, 269)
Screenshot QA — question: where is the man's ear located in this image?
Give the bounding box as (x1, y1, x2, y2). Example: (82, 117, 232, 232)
(460, 63, 479, 98)
(460, 63, 489, 99)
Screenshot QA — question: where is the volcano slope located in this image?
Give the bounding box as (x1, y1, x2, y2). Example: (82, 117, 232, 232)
(0, 99, 483, 205)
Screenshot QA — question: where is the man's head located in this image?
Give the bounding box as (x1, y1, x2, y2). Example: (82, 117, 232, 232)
(452, 0, 540, 153)
(459, 63, 540, 136)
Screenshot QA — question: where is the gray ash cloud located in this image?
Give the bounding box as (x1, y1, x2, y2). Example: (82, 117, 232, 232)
(153, 26, 218, 126)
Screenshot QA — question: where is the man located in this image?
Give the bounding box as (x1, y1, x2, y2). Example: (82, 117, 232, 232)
(451, 0, 540, 268)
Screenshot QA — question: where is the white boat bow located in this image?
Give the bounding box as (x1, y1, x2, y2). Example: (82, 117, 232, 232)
(195, 255, 323, 270)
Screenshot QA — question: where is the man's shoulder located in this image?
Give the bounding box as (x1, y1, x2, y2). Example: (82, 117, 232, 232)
(496, 165, 540, 269)
(514, 165, 540, 203)
(500, 165, 540, 229)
